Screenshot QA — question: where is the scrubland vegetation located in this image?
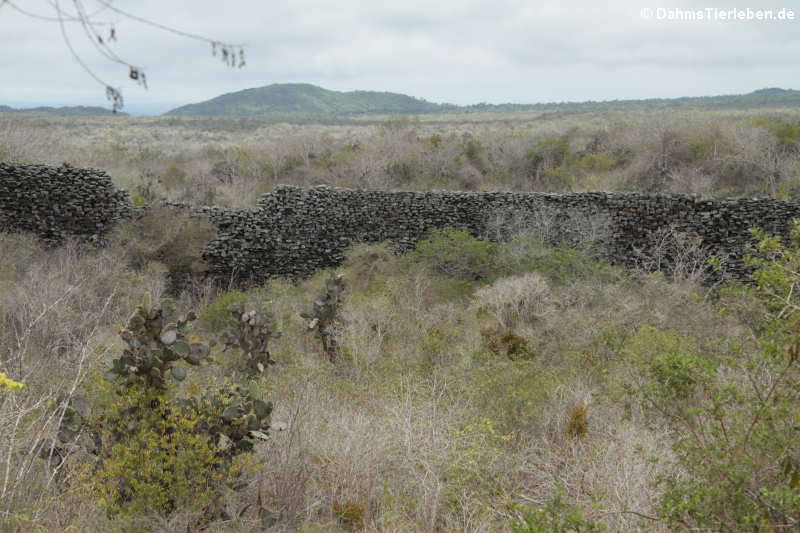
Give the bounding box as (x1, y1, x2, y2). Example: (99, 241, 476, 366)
(4, 108, 800, 531)
(3, 205, 800, 531)
(3, 106, 800, 208)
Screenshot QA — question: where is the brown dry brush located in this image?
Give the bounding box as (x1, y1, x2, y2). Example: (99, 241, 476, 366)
(3, 109, 800, 209)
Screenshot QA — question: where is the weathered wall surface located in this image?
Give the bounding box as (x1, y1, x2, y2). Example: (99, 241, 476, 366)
(0, 162, 132, 243)
(3, 163, 800, 284)
(198, 185, 800, 283)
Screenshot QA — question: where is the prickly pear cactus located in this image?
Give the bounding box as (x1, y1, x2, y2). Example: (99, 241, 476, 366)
(220, 303, 279, 376)
(106, 292, 210, 389)
(300, 273, 346, 362)
(39, 294, 279, 525)
(178, 383, 273, 457)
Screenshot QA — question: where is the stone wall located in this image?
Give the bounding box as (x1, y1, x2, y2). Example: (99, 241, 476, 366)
(0, 162, 132, 243)
(3, 163, 800, 284)
(198, 185, 800, 284)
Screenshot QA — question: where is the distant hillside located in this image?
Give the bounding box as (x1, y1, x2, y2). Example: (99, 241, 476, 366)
(164, 85, 800, 117)
(165, 83, 443, 116)
(478, 87, 800, 113)
(0, 105, 125, 116)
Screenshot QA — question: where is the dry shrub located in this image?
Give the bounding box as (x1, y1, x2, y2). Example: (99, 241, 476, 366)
(485, 206, 611, 249)
(341, 242, 397, 294)
(0, 117, 64, 165)
(0, 231, 166, 527)
(293, 387, 392, 528)
(667, 167, 716, 196)
(337, 295, 394, 380)
(108, 206, 215, 295)
(381, 378, 478, 532)
(8, 109, 800, 201)
(632, 225, 722, 285)
(481, 325, 532, 359)
(562, 403, 588, 439)
(0, 233, 164, 374)
(473, 272, 550, 329)
(515, 421, 675, 532)
(511, 375, 676, 532)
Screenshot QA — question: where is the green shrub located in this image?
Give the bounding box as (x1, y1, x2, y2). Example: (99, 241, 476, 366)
(386, 158, 415, 183)
(744, 224, 800, 337)
(517, 247, 613, 285)
(690, 140, 713, 160)
(162, 164, 188, 190)
(82, 381, 230, 520)
(465, 358, 555, 435)
(342, 242, 397, 294)
(464, 139, 485, 170)
(48, 294, 274, 525)
(420, 326, 461, 367)
(625, 326, 713, 406)
(526, 138, 570, 182)
(753, 117, 800, 152)
(408, 227, 497, 282)
(447, 417, 513, 509)
(510, 494, 604, 533)
(625, 223, 800, 531)
(0, 371, 25, 391)
(70, 377, 272, 524)
(542, 165, 571, 190)
(576, 153, 617, 172)
(200, 290, 246, 331)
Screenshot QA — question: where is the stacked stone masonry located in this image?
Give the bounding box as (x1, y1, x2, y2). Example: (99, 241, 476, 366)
(0, 162, 132, 243)
(3, 163, 800, 285)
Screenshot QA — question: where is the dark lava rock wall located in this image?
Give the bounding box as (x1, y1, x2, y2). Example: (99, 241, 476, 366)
(4, 163, 800, 285)
(199, 185, 800, 284)
(0, 162, 132, 243)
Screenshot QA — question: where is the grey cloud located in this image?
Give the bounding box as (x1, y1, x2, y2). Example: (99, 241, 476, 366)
(1, 0, 798, 113)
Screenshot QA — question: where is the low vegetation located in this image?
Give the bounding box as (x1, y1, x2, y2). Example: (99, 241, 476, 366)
(3, 210, 800, 531)
(4, 105, 800, 530)
(3, 105, 800, 208)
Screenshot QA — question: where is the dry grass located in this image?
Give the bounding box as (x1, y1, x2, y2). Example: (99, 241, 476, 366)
(3, 106, 800, 209)
(0, 223, 768, 531)
(1, 106, 795, 530)
(0, 232, 167, 528)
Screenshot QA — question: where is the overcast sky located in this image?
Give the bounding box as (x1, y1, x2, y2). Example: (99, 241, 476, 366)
(1, 0, 799, 115)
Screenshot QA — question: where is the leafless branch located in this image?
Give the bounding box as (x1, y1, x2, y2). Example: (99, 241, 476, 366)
(11, 0, 246, 111)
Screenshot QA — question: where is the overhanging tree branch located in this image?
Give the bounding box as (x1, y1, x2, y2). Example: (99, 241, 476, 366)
(5, 0, 246, 112)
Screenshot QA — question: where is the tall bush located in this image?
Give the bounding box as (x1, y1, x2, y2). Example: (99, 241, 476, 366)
(626, 223, 800, 529)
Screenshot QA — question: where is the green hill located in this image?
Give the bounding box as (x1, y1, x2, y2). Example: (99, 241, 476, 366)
(164, 83, 443, 116)
(6, 86, 800, 118)
(480, 87, 800, 113)
(0, 105, 125, 116)
(164, 84, 800, 117)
